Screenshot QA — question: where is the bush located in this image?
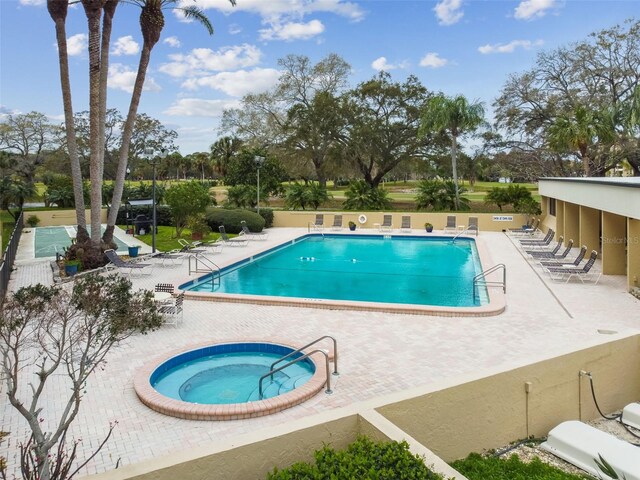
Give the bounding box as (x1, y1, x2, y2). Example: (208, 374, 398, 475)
(451, 452, 587, 480)
(485, 184, 536, 212)
(26, 215, 40, 227)
(255, 208, 274, 228)
(343, 180, 392, 210)
(165, 181, 215, 236)
(285, 183, 331, 210)
(268, 436, 443, 480)
(115, 205, 172, 226)
(416, 179, 470, 211)
(205, 208, 265, 234)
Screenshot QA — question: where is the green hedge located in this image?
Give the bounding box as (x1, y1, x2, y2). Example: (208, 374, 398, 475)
(255, 208, 274, 228)
(205, 208, 265, 234)
(451, 452, 588, 480)
(268, 437, 443, 480)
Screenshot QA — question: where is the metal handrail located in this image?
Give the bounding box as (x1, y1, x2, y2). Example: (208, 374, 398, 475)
(473, 263, 506, 298)
(270, 335, 338, 377)
(259, 349, 332, 399)
(1, 211, 23, 302)
(188, 255, 221, 290)
(452, 226, 477, 242)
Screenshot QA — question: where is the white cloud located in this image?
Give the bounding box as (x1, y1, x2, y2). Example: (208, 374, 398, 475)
(514, 0, 558, 20)
(478, 39, 544, 54)
(108, 64, 161, 93)
(419, 52, 449, 68)
(111, 36, 140, 56)
(182, 68, 281, 97)
(19, 0, 44, 5)
(260, 19, 325, 41)
(159, 44, 262, 78)
(229, 24, 242, 35)
(163, 36, 181, 48)
(66, 34, 87, 57)
(371, 57, 400, 71)
(434, 0, 463, 26)
(184, 0, 364, 22)
(164, 98, 241, 117)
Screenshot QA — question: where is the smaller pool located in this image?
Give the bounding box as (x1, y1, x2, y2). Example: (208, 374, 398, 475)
(135, 342, 329, 420)
(33, 226, 129, 258)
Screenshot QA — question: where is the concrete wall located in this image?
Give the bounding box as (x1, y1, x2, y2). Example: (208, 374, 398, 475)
(272, 211, 528, 232)
(22, 209, 107, 227)
(579, 206, 600, 253)
(602, 212, 627, 275)
(376, 335, 640, 462)
(86, 336, 640, 479)
(627, 218, 640, 290)
(563, 202, 580, 247)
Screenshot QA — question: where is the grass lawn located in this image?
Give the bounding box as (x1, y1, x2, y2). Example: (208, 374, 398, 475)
(120, 225, 221, 252)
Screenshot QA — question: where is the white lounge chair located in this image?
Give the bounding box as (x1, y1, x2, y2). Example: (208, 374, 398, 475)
(104, 249, 154, 277)
(331, 215, 343, 231)
(400, 216, 411, 232)
(310, 214, 324, 232)
(443, 215, 457, 233)
(218, 226, 248, 246)
(375, 215, 393, 232)
(240, 220, 268, 240)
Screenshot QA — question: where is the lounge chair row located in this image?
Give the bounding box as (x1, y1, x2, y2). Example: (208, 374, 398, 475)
(310, 214, 479, 235)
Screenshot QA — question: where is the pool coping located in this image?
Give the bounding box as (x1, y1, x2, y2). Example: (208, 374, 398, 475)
(133, 339, 331, 421)
(180, 233, 506, 317)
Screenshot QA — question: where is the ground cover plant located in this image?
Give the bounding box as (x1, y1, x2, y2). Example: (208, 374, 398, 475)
(451, 452, 590, 480)
(267, 436, 444, 480)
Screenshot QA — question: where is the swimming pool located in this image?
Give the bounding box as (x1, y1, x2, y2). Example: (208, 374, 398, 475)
(183, 234, 488, 308)
(135, 341, 329, 420)
(33, 226, 129, 258)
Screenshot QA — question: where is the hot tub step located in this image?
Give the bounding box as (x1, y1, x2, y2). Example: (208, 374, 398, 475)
(540, 420, 640, 479)
(622, 402, 640, 430)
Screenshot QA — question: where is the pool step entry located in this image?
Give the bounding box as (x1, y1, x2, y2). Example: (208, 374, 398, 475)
(258, 335, 339, 399)
(472, 263, 506, 299)
(540, 420, 640, 479)
(188, 255, 221, 290)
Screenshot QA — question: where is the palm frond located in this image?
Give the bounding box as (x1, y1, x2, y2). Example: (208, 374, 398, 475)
(180, 5, 214, 35)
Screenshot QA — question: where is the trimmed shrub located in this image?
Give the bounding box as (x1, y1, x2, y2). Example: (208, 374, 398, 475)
(115, 205, 172, 226)
(205, 208, 265, 234)
(255, 208, 274, 228)
(268, 436, 443, 480)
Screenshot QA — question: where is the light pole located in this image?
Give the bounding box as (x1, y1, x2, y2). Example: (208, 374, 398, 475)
(143, 147, 166, 253)
(254, 155, 265, 214)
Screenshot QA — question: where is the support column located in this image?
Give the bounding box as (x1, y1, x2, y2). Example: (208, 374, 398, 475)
(628, 218, 640, 291)
(579, 206, 600, 253)
(563, 202, 579, 247)
(601, 212, 626, 275)
(555, 200, 565, 240)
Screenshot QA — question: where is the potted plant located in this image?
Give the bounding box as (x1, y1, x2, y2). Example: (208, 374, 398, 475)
(26, 215, 40, 228)
(186, 213, 211, 241)
(425, 222, 433, 233)
(348, 221, 357, 231)
(64, 259, 81, 277)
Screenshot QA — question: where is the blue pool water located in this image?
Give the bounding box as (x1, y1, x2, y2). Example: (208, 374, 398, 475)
(184, 235, 487, 307)
(34, 226, 129, 258)
(151, 343, 314, 404)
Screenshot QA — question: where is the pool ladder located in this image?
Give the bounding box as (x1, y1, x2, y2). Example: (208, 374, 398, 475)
(258, 335, 339, 399)
(188, 254, 221, 290)
(452, 226, 478, 242)
(472, 263, 506, 298)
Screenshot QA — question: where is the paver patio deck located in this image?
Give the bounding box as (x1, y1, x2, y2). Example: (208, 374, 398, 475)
(1, 228, 639, 477)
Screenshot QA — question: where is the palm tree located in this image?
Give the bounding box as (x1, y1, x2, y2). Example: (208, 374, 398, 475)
(210, 136, 241, 178)
(103, 0, 235, 246)
(419, 95, 485, 210)
(47, 0, 88, 242)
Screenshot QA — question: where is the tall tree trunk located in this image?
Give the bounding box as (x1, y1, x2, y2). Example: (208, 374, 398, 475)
(104, 2, 163, 245)
(451, 135, 460, 210)
(48, 0, 88, 243)
(82, 0, 105, 246)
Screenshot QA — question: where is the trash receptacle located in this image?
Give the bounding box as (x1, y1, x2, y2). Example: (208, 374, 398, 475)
(128, 246, 140, 257)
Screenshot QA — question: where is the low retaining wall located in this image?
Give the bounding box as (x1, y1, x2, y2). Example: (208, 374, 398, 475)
(87, 335, 639, 480)
(22, 209, 107, 227)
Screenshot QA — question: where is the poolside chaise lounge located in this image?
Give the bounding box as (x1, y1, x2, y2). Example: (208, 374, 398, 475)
(525, 236, 563, 255)
(543, 250, 601, 284)
(519, 229, 554, 246)
(400, 216, 411, 232)
(467, 216, 479, 236)
(104, 249, 154, 277)
(443, 215, 457, 233)
(177, 239, 210, 255)
(509, 218, 539, 236)
(539, 245, 587, 268)
(375, 214, 393, 232)
(240, 220, 268, 240)
(331, 215, 343, 231)
(218, 226, 249, 246)
(528, 239, 574, 259)
(152, 248, 189, 267)
(311, 214, 324, 232)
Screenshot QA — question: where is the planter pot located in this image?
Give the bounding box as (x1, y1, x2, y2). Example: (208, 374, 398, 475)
(425, 227, 433, 233)
(65, 264, 79, 276)
(128, 246, 140, 258)
(349, 225, 356, 231)
(191, 232, 204, 241)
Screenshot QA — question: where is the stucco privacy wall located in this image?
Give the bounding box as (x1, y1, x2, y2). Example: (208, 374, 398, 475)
(86, 336, 638, 480)
(376, 335, 640, 462)
(21, 209, 107, 227)
(272, 211, 528, 232)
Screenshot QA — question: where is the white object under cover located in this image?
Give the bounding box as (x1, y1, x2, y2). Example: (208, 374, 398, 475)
(623, 402, 640, 430)
(540, 420, 640, 480)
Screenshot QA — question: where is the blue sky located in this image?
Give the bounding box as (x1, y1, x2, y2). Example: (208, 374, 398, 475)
(0, 0, 637, 154)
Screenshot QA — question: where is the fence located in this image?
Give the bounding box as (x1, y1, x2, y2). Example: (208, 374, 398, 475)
(0, 211, 23, 301)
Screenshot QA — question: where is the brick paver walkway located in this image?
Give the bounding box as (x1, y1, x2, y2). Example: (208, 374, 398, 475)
(1, 229, 639, 477)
